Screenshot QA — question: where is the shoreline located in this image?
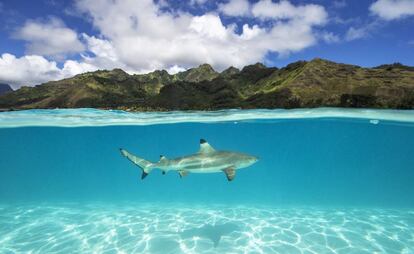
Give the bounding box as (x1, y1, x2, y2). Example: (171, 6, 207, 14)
(1, 104, 414, 113)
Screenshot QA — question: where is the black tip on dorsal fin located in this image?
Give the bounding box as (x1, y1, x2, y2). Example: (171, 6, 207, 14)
(200, 139, 207, 144)
(160, 155, 164, 158)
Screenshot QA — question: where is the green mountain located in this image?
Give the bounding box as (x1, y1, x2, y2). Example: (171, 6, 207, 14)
(1, 59, 414, 111)
(0, 83, 12, 96)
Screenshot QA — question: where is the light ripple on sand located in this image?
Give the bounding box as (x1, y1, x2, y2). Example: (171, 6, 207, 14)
(0, 204, 413, 253)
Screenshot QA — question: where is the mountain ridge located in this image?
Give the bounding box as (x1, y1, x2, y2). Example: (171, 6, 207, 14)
(1, 58, 414, 111)
(0, 84, 13, 96)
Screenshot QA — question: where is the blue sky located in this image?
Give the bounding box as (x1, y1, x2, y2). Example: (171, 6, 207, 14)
(0, 0, 413, 88)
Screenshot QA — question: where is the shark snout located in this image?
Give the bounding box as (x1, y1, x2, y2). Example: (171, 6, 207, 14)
(248, 155, 259, 165)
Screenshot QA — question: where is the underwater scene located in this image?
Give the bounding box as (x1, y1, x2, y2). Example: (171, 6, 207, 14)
(1, 108, 414, 254)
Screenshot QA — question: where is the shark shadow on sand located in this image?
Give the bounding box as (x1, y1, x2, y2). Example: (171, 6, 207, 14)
(161, 222, 240, 247)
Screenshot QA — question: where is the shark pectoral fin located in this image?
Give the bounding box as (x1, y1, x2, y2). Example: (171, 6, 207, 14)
(141, 171, 148, 179)
(223, 167, 236, 181)
(178, 170, 189, 178)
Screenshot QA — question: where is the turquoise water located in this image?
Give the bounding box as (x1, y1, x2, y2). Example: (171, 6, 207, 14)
(0, 108, 414, 253)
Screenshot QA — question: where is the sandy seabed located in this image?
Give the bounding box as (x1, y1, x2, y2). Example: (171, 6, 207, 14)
(0, 203, 413, 254)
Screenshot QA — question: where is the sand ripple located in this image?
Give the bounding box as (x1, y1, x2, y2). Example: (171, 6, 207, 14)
(0, 204, 413, 253)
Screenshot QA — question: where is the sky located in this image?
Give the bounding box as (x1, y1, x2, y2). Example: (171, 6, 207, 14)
(0, 0, 413, 89)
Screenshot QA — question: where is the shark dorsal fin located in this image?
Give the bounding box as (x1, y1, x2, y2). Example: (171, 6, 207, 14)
(199, 139, 215, 154)
(159, 155, 168, 162)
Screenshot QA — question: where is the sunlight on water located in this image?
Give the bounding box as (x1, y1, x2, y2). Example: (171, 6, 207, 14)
(0, 204, 413, 254)
(1, 108, 414, 127)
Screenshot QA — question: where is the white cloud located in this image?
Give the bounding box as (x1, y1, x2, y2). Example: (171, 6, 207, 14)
(189, 14, 231, 40)
(13, 17, 85, 58)
(0, 36, 119, 89)
(167, 65, 186, 74)
(2, 0, 331, 88)
(0, 53, 100, 89)
(370, 0, 414, 20)
(61, 60, 98, 77)
(345, 27, 368, 41)
(345, 21, 380, 41)
(218, 0, 250, 16)
(251, 0, 327, 25)
(240, 24, 264, 40)
(74, 0, 328, 71)
(80, 34, 126, 71)
(219, 0, 328, 25)
(320, 32, 340, 43)
(0, 53, 61, 89)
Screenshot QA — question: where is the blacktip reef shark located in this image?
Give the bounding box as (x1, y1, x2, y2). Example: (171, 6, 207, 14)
(119, 139, 258, 181)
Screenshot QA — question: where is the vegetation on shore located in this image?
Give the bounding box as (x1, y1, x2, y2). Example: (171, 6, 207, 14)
(1, 58, 414, 111)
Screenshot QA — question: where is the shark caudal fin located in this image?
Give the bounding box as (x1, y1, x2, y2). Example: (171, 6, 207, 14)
(119, 148, 154, 179)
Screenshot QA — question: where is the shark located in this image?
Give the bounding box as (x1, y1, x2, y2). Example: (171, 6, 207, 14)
(119, 139, 258, 181)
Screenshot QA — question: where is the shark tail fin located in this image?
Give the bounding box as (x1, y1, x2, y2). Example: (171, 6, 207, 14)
(120, 148, 154, 180)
